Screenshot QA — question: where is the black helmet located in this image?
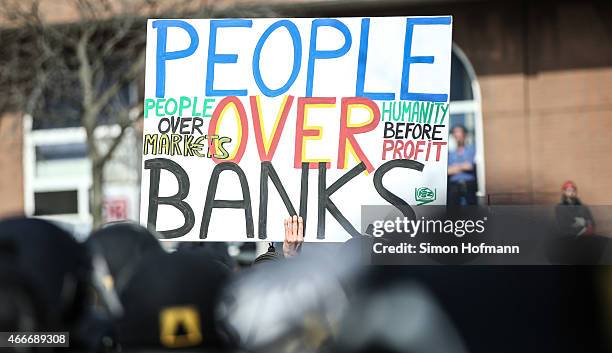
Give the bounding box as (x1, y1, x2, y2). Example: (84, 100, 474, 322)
(0, 217, 91, 330)
(87, 221, 163, 294)
(115, 250, 232, 351)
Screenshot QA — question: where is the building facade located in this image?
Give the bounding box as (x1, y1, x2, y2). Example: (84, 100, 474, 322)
(0, 0, 610, 233)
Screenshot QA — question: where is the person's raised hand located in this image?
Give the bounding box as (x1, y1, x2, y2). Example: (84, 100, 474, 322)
(283, 215, 303, 258)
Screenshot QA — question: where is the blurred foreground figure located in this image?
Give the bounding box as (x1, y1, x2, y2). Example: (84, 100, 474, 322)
(361, 267, 606, 353)
(87, 222, 164, 315)
(218, 234, 468, 353)
(219, 216, 608, 353)
(555, 180, 595, 236)
(0, 217, 111, 352)
(176, 242, 236, 271)
(115, 250, 231, 352)
(218, 247, 351, 353)
(332, 283, 467, 353)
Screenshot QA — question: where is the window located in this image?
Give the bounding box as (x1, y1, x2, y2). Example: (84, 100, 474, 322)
(33, 63, 137, 130)
(23, 116, 140, 232)
(449, 44, 486, 197)
(35, 143, 88, 161)
(34, 190, 79, 215)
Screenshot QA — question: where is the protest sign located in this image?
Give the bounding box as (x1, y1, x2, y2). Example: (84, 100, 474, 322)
(140, 17, 453, 241)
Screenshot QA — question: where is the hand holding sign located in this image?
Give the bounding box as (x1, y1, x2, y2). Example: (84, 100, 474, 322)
(283, 216, 304, 258)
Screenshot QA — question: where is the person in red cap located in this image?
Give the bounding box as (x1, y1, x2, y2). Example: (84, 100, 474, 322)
(561, 181, 578, 204)
(555, 181, 595, 236)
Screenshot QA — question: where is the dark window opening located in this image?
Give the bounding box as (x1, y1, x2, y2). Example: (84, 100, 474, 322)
(33, 63, 137, 130)
(36, 143, 88, 161)
(450, 51, 474, 101)
(34, 190, 78, 215)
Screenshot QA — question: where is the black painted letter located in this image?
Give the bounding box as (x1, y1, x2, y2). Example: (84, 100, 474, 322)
(373, 159, 424, 221)
(145, 158, 195, 239)
(201, 162, 254, 239)
(317, 162, 366, 239)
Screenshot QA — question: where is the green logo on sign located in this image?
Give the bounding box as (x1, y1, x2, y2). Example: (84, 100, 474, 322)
(415, 187, 437, 205)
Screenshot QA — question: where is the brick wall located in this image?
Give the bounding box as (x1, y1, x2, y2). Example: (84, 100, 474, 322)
(0, 113, 24, 216)
(456, 1, 612, 206)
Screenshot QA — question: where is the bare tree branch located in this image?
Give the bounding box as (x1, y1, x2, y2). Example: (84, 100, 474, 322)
(98, 104, 143, 167)
(91, 49, 145, 117)
(0, 0, 247, 227)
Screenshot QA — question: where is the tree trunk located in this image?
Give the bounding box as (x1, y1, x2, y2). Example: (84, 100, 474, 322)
(91, 159, 105, 229)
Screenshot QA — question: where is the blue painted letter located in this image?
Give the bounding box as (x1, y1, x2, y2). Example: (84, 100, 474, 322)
(306, 19, 352, 97)
(206, 19, 253, 97)
(355, 18, 395, 101)
(253, 20, 302, 97)
(153, 20, 199, 98)
(400, 16, 452, 102)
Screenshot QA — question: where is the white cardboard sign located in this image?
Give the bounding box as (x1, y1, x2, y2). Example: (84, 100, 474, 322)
(140, 17, 453, 242)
